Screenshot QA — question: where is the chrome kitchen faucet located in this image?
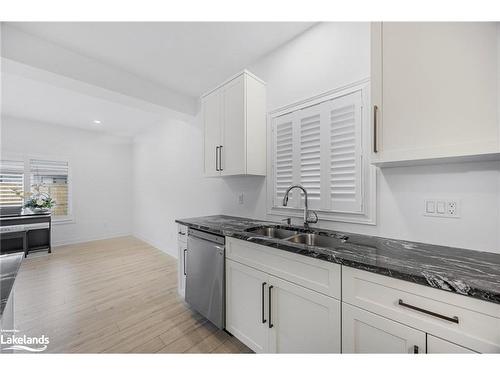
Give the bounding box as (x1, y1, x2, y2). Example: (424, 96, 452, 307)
(282, 185, 318, 229)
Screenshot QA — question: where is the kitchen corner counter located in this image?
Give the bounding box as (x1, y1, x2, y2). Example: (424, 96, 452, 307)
(0, 251, 24, 317)
(176, 215, 500, 305)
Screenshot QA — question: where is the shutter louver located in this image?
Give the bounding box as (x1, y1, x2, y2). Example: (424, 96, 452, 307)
(0, 160, 25, 207)
(329, 92, 363, 212)
(299, 106, 321, 207)
(274, 115, 294, 205)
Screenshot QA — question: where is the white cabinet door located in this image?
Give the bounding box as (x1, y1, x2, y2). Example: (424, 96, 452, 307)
(372, 22, 499, 164)
(342, 303, 426, 354)
(203, 90, 222, 177)
(202, 71, 266, 177)
(268, 275, 341, 353)
(226, 259, 269, 353)
(177, 242, 187, 297)
(427, 335, 477, 354)
(221, 74, 246, 176)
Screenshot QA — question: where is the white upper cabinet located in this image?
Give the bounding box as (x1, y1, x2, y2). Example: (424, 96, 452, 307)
(202, 70, 266, 176)
(371, 22, 500, 166)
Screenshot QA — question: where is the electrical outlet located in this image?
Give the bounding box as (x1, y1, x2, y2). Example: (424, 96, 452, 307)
(238, 193, 244, 205)
(424, 199, 460, 218)
(447, 201, 458, 216)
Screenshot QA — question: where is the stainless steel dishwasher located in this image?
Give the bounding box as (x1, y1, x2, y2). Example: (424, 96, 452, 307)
(185, 228, 225, 329)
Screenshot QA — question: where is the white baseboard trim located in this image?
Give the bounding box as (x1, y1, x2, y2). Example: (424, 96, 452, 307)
(133, 232, 177, 259)
(52, 232, 132, 247)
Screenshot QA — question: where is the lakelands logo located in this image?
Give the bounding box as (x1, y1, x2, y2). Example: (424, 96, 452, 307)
(0, 330, 49, 352)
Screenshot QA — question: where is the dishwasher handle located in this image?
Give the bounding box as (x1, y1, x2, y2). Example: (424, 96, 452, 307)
(188, 229, 225, 246)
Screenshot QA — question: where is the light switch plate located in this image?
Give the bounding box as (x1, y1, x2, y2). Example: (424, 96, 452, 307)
(425, 200, 435, 213)
(424, 199, 460, 218)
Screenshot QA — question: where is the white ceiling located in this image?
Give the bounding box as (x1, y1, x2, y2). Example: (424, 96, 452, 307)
(1, 70, 170, 138)
(6, 22, 315, 97)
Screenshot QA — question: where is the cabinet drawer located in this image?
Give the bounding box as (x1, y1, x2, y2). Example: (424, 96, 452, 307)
(226, 237, 341, 299)
(427, 335, 477, 354)
(177, 224, 187, 243)
(342, 267, 500, 353)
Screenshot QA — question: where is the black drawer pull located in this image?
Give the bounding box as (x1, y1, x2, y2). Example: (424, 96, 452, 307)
(178, 231, 185, 235)
(398, 299, 459, 324)
(183, 249, 187, 276)
(373, 105, 378, 153)
(261, 282, 267, 324)
(413, 345, 419, 354)
(215, 146, 220, 171)
(268, 285, 274, 328)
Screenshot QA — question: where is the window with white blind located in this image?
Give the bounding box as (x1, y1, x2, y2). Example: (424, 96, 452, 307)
(0, 156, 71, 220)
(30, 159, 70, 217)
(0, 160, 25, 207)
(269, 80, 375, 224)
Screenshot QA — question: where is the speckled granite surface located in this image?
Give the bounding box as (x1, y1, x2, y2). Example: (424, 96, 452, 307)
(176, 215, 500, 305)
(0, 252, 23, 317)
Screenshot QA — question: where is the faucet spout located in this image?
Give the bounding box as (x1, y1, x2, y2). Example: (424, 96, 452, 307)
(282, 184, 318, 228)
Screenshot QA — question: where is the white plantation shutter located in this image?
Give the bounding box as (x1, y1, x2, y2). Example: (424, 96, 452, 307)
(329, 92, 363, 212)
(0, 160, 25, 207)
(298, 105, 322, 208)
(273, 113, 294, 206)
(272, 86, 366, 216)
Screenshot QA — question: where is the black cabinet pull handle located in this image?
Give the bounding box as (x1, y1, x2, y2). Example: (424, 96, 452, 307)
(219, 145, 223, 171)
(178, 231, 185, 235)
(398, 299, 459, 324)
(413, 345, 419, 354)
(183, 249, 187, 276)
(261, 282, 267, 324)
(215, 146, 220, 171)
(268, 285, 273, 328)
(373, 105, 378, 153)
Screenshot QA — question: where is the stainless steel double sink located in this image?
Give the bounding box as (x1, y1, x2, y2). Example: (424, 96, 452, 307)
(246, 226, 347, 249)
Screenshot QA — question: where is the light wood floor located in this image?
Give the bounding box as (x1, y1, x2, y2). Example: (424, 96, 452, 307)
(13, 236, 252, 353)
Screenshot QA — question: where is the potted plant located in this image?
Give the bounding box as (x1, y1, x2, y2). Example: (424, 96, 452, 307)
(11, 184, 56, 213)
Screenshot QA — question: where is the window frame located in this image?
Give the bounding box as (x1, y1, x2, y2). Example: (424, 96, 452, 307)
(266, 78, 377, 225)
(1, 151, 74, 224)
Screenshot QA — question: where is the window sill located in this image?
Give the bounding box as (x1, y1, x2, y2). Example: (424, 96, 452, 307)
(268, 206, 376, 226)
(52, 216, 75, 225)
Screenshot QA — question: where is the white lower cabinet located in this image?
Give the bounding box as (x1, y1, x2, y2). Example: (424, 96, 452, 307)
(224, 238, 498, 353)
(342, 303, 426, 354)
(226, 259, 341, 353)
(177, 224, 187, 297)
(342, 267, 500, 353)
(177, 242, 187, 297)
(427, 335, 476, 354)
(226, 259, 269, 353)
(268, 275, 341, 353)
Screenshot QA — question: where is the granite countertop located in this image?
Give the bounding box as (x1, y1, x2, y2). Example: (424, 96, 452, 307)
(0, 251, 24, 317)
(176, 215, 500, 305)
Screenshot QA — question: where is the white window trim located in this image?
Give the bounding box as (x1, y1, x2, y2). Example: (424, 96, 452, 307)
(266, 78, 377, 225)
(2, 151, 75, 225)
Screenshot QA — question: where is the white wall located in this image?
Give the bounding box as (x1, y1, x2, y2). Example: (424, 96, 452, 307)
(132, 113, 265, 257)
(250, 22, 370, 111)
(1, 116, 133, 245)
(249, 22, 500, 253)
